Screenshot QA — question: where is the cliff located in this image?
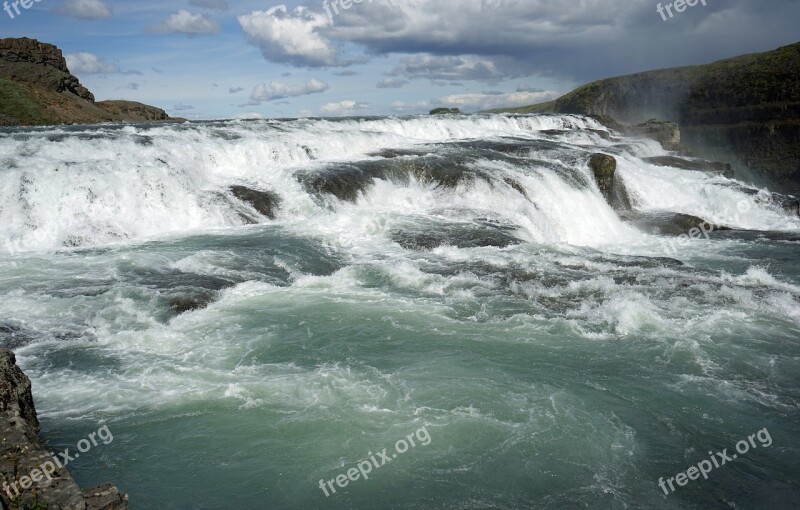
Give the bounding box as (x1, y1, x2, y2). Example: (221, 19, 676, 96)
(1, 349, 127, 510)
(0, 37, 175, 127)
(495, 42, 800, 193)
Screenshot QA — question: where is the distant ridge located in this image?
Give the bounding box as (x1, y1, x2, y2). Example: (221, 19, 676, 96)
(0, 37, 178, 127)
(491, 42, 800, 192)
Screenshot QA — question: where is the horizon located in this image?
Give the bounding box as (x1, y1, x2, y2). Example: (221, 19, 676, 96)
(1, 0, 798, 120)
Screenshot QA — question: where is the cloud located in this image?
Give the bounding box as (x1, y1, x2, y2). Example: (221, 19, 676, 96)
(65, 52, 119, 74)
(238, 6, 340, 67)
(250, 79, 329, 102)
(314, 0, 800, 83)
(189, 0, 228, 11)
(172, 103, 196, 111)
(393, 89, 559, 114)
(228, 87, 245, 94)
(376, 78, 408, 89)
(321, 100, 370, 116)
(57, 0, 111, 19)
(389, 55, 503, 82)
(149, 10, 220, 35)
(437, 90, 558, 111)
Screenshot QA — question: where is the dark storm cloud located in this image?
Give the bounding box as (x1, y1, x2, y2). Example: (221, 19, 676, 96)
(281, 0, 800, 81)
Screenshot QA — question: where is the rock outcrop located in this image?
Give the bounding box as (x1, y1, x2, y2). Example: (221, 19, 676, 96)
(496, 42, 800, 193)
(0, 37, 176, 127)
(588, 154, 631, 211)
(1, 349, 127, 510)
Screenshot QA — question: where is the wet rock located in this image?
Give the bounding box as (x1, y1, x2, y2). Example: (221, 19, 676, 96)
(620, 211, 728, 235)
(644, 156, 734, 178)
(168, 292, 217, 315)
(391, 220, 523, 251)
(230, 186, 281, 220)
(588, 153, 632, 211)
(1, 349, 128, 510)
(83, 483, 129, 510)
(624, 119, 683, 151)
(429, 108, 461, 115)
(0, 323, 36, 350)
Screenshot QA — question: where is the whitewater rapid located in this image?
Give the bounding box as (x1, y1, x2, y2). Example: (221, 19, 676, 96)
(1, 114, 796, 253)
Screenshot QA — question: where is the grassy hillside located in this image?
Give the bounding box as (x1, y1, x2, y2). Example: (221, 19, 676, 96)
(0, 78, 54, 125)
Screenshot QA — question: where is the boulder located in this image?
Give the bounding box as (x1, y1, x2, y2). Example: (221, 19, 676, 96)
(589, 154, 633, 212)
(230, 186, 281, 220)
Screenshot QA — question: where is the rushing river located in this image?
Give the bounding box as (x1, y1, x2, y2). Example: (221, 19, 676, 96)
(1, 114, 798, 509)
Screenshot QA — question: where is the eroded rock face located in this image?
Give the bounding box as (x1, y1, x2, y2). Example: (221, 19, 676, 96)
(643, 156, 734, 178)
(0, 349, 128, 510)
(0, 38, 69, 73)
(0, 37, 94, 101)
(624, 120, 683, 151)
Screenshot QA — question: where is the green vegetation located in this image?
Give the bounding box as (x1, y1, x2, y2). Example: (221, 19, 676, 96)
(0, 78, 53, 126)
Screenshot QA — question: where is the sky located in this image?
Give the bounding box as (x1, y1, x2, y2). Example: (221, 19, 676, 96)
(1, 0, 798, 119)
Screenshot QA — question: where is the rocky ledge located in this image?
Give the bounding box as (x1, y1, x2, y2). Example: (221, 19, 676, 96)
(0, 349, 127, 510)
(0, 37, 176, 127)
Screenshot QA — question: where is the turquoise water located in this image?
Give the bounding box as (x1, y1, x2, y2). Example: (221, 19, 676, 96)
(1, 116, 799, 509)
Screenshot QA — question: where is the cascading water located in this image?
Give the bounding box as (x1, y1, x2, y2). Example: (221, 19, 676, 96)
(1, 114, 798, 509)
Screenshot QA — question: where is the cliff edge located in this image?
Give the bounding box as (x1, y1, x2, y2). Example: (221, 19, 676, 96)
(1, 349, 127, 510)
(0, 37, 175, 127)
(493, 42, 800, 193)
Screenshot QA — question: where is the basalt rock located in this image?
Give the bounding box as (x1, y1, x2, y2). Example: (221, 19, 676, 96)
(588, 154, 632, 211)
(644, 156, 734, 178)
(0, 349, 128, 510)
(623, 120, 684, 152)
(230, 186, 282, 220)
(620, 211, 729, 235)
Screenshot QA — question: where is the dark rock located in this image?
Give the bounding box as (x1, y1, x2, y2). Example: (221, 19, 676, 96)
(168, 292, 217, 315)
(620, 211, 728, 235)
(230, 186, 281, 220)
(1, 349, 128, 510)
(624, 119, 683, 151)
(83, 483, 129, 510)
(429, 108, 461, 115)
(588, 153, 631, 210)
(391, 220, 523, 251)
(299, 158, 495, 203)
(644, 156, 734, 178)
(0, 323, 36, 350)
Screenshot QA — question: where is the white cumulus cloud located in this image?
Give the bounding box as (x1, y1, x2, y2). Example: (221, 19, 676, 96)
(149, 10, 220, 35)
(250, 79, 330, 102)
(320, 100, 370, 116)
(65, 52, 119, 74)
(238, 5, 340, 67)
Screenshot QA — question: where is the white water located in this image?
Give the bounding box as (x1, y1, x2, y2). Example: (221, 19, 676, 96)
(0, 114, 797, 252)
